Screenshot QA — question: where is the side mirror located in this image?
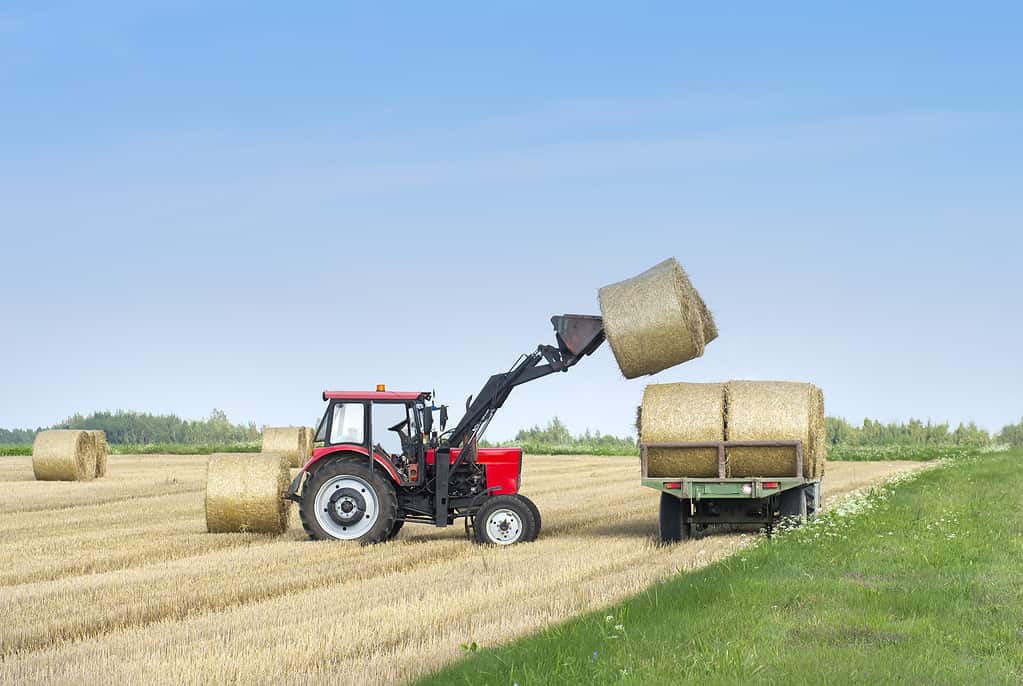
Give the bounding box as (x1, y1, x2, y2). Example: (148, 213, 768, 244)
(439, 405, 448, 432)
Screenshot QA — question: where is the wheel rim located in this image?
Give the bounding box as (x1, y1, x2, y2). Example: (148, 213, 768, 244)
(314, 475, 379, 540)
(484, 508, 523, 545)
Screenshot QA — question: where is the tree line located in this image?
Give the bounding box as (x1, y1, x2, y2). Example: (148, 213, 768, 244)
(0, 410, 259, 446)
(3, 410, 1022, 450)
(504, 415, 1023, 451)
(825, 417, 1020, 448)
(509, 417, 637, 453)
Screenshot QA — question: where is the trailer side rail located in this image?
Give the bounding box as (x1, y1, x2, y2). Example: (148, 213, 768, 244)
(640, 439, 804, 479)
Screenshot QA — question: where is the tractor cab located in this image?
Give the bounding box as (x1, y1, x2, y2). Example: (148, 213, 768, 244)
(313, 388, 436, 484)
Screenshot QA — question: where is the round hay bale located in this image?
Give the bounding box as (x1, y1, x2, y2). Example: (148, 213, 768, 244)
(262, 426, 307, 468)
(86, 430, 108, 478)
(32, 430, 97, 482)
(641, 382, 725, 477)
(598, 258, 715, 379)
(810, 385, 826, 478)
(205, 453, 291, 534)
(725, 381, 824, 478)
(301, 427, 316, 464)
(696, 292, 719, 344)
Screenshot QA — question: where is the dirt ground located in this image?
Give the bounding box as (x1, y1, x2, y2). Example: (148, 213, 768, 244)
(0, 454, 925, 685)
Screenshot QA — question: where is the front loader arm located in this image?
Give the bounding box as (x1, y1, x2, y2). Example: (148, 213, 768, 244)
(445, 314, 605, 450)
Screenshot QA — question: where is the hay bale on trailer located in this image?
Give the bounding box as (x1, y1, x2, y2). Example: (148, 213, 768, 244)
(598, 258, 717, 379)
(810, 385, 827, 478)
(205, 453, 291, 534)
(32, 430, 97, 481)
(725, 381, 825, 478)
(86, 430, 108, 478)
(641, 382, 726, 477)
(262, 426, 309, 468)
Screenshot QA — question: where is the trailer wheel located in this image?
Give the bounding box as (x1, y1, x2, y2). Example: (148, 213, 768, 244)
(474, 495, 537, 546)
(300, 459, 398, 544)
(658, 493, 689, 544)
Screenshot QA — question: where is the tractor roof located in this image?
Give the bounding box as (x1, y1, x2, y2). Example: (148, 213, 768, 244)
(322, 390, 426, 402)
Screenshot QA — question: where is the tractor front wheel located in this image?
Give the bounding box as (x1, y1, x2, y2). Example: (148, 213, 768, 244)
(515, 495, 542, 542)
(474, 495, 538, 546)
(300, 459, 398, 544)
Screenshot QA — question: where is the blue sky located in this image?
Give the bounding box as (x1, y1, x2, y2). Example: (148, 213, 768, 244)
(1, 2, 1021, 438)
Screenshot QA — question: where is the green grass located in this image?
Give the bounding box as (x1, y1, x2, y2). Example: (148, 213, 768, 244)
(515, 443, 985, 460)
(513, 443, 638, 456)
(417, 450, 1023, 685)
(826, 444, 981, 461)
(109, 442, 262, 455)
(1, 442, 261, 456)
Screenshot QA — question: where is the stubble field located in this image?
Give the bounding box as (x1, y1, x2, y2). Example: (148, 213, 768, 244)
(0, 454, 923, 685)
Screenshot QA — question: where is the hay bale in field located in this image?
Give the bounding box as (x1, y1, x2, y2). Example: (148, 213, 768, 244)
(32, 430, 97, 481)
(641, 382, 725, 477)
(86, 430, 108, 478)
(598, 257, 716, 379)
(205, 453, 291, 534)
(302, 427, 316, 464)
(726, 381, 824, 478)
(263, 426, 308, 468)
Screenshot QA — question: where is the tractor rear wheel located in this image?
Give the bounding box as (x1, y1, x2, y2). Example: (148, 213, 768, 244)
(386, 518, 405, 540)
(658, 492, 689, 544)
(300, 459, 398, 544)
(474, 495, 538, 546)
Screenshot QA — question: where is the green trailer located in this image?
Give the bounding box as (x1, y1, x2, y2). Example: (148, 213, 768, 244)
(641, 440, 821, 543)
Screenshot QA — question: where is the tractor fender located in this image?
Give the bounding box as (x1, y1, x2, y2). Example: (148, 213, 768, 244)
(302, 446, 401, 484)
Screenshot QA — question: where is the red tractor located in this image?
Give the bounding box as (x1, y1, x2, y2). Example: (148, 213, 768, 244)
(285, 314, 605, 545)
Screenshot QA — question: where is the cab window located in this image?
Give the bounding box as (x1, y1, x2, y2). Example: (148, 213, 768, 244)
(329, 403, 365, 445)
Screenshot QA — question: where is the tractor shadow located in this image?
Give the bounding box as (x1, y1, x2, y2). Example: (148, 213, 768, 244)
(586, 519, 659, 539)
(584, 520, 765, 541)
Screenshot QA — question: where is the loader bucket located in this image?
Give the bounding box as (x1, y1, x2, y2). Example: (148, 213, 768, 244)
(551, 314, 605, 360)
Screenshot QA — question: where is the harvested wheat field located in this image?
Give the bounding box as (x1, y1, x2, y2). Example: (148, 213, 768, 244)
(0, 454, 924, 685)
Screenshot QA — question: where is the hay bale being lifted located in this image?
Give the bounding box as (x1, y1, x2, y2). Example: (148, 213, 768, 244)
(206, 453, 291, 534)
(263, 426, 310, 468)
(598, 258, 717, 379)
(86, 430, 108, 478)
(641, 382, 725, 477)
(32, 430, 97, 481)
(726, 381, 825, 478)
